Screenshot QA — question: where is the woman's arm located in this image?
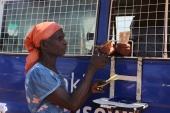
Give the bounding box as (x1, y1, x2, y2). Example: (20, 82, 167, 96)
(46, 50, 108, 112)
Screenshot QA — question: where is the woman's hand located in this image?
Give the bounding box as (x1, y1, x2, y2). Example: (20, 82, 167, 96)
(98, 41, 116, 55)
(88, 49, 108, 72)
(90, 80, 107, 94)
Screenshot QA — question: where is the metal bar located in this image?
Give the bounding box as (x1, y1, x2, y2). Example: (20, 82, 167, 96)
(0, 0, 4, 38)
(136, 57, 142, 101)
(110, 56, 115, 98)
(117, 75, 137, 81)
(163, 0, 168, 58)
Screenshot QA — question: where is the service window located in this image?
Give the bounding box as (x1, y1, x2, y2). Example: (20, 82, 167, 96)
(0, 0, 99, 55)
(108, 0, 169, 58)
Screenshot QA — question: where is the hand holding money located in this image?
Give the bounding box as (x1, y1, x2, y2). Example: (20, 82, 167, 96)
(115, 43, 131, 56)
(97, 41, 116, 55)
(114, 31, 131, 56)
(97, 74, 118, 88)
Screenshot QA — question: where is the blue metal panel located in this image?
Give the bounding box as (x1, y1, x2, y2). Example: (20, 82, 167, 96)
(142, 59, 170, 113)
(143, 60, 170, 84)
(141, 106, 170, 113)
(0, 54, 29, 113)
(115, 58, 137, 76)
(0, 55, 25, 73)
(97, 0, 111, 45)
(114, 59, 170, 113)
(0, 55, 25, 91)
(0, 91, 26, 103)
(1, 56, 170, 113)
(142, 85, 170, 104)
(114, 58, 137, 100)
(114, 81, 136, 100)
(6, 102, 29, 113)
(0, 54, 111, 113)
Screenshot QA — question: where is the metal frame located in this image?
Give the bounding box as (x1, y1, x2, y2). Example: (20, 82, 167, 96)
(0, 0, 100, 56)
(109, 57, 142, 102)
(0, 0, 5, 38)
(108, 0, 170, 59)
(163, 0, 169, 58)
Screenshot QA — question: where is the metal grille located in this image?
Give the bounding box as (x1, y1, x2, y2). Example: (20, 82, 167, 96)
(108, 0, 170, 58)
(0, 0, 98, 55)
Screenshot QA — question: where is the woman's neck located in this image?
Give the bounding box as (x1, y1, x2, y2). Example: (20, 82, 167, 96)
(39, 54, 58, 73)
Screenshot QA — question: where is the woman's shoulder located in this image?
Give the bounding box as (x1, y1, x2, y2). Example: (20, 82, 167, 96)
(28, 62, 43, 71)
(26, 62, 51, 76)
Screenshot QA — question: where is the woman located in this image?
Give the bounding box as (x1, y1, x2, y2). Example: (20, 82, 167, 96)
(24, 22, 108, 113)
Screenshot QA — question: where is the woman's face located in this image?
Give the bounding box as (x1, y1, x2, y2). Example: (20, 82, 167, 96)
(43, 28, 67, 56)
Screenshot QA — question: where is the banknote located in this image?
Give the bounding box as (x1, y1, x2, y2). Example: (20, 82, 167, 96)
(119, 31, 130, 44)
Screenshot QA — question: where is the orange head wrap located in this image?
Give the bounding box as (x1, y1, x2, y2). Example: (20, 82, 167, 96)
(24, 22, 62, 73)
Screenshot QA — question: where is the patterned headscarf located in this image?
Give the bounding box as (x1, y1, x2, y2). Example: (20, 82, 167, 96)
(24, 22, 61, 73)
